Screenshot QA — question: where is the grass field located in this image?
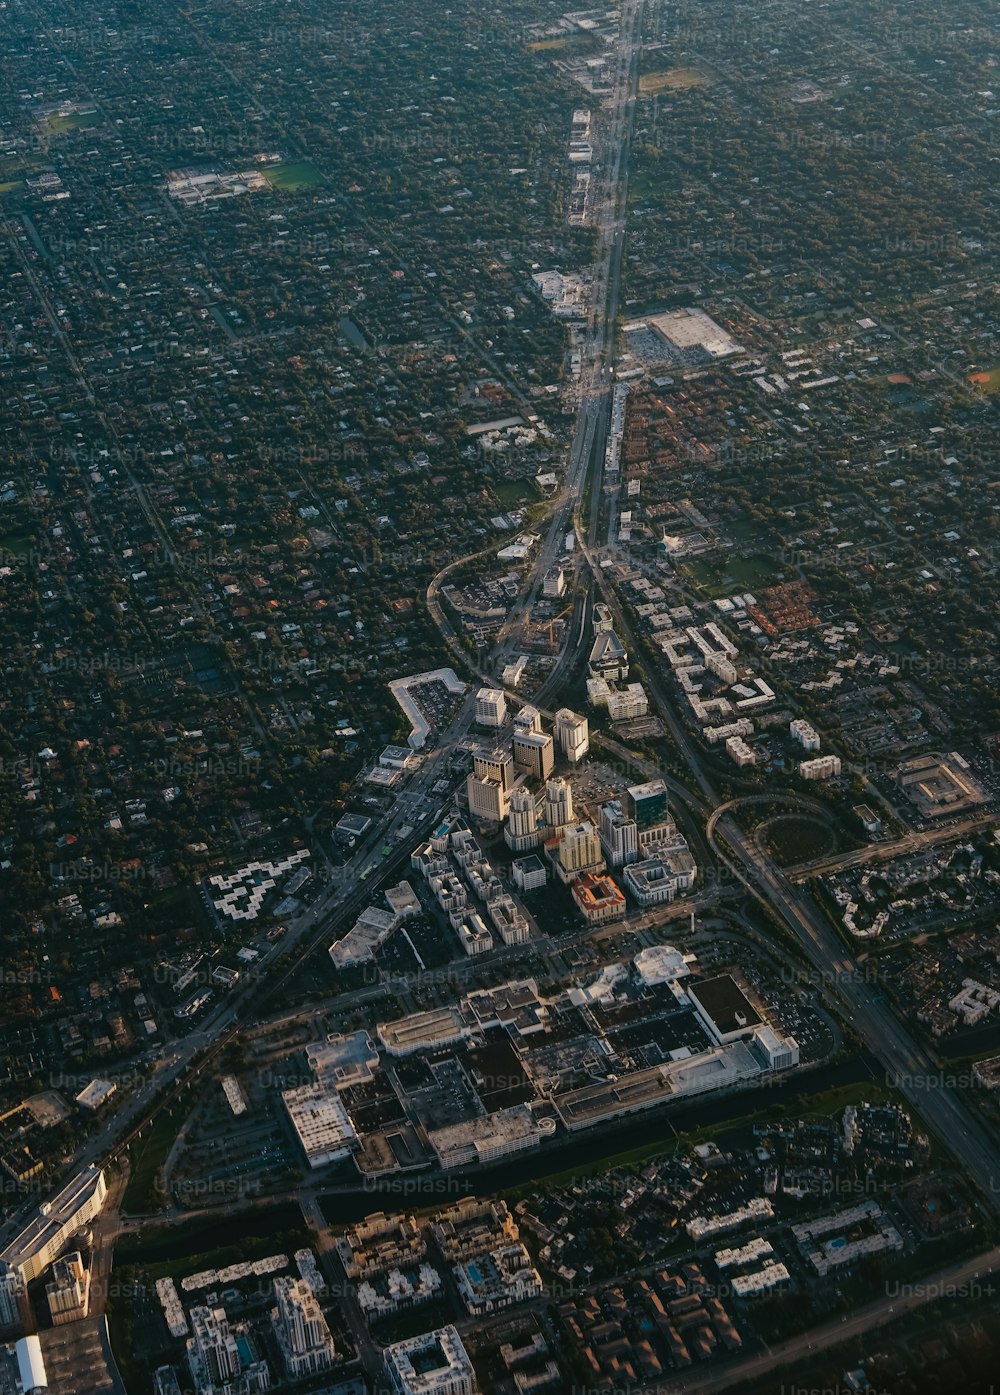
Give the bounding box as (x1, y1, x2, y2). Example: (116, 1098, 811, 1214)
(527, 33, 598, 54)
(682, 552, 775, 596)
(122, 1109, 177, 1214)
(0, 532, 35, 557)
(45, 110, 101, 133)
(728, 517, 769, 544)
(639, 67, 710, 94)
(114, 1203, 309, 1279)
(262, 159, 322, 190)
(492, 480, 532, 506)
(765, 815, 838, 866)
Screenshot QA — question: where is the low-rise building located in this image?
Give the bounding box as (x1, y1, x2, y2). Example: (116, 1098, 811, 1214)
(378, 1008, 472, 1057)
(330, 882, 420, 967)
(792, 1200, 903, 1276)
(357, 1264, 442, 1317)
(454, 1243, 543, 1315)
(75, 1079, 117, 1112)
(748, 1024, 800, 1071)
(487, 896, 531, 946)
(465, 981, 547, 1037)
(725, 735, 757, 766)
(512, 855, 547, 893)
(790, 718, 821, 751)
(731, 1262, 791, 1296)
(703, 718, 754, 745)
(853, 804, 882, 834)
(623, 856, 681, 907)
(686, 1198, 774, 1241)
(688, 976, 762, 1045)
(336, 1213, 427, 1281)
(307, 1032, 380, 1090)
(607, 683, 649, 721)
(456, 913, 494, 956)
(800, 754, 842, 780)
(383, 1325, 476, 1395)
(571, 872, 627, 925)
(427, 1106, 550, 1170)
(431, 1199, 520, 1263)
(282, 1084, 358, 1168)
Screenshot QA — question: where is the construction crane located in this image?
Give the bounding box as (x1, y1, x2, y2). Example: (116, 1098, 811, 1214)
(548, 603, 573, 651)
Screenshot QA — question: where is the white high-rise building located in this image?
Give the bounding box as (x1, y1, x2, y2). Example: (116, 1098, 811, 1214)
(1, 1164, 107, 1291)
(543, 777, 574, 834)
(187, 1305, 271, 1395)
(599, 800, 639, 868)
(271, 1276, 337, 1379)
(554, 708, 589, 764)
(475, 688, 507, 729)
(513, 705, 542, 735)
(505, 789, 540, 852)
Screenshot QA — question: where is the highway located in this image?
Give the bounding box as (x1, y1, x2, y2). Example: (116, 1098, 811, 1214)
(644, 1245, 1000, 1394)
(439, 0, 644, 696)
(0, 0, 655, 1257)
(786, 808, 998, 881)
(708, 805, 1000, 1211)
(0, 679, 482, 1252)
(571, 499, 1000, 1213)
(21, 0, 998, 1380)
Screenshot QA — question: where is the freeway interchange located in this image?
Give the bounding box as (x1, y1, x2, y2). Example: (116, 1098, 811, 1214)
(18, 0, 1000, 1385)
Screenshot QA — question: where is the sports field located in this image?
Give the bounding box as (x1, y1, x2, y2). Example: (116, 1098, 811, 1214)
(261, 159, 322, 190)
(969, 367, 1000, 393)
(639, 67, 709, 94)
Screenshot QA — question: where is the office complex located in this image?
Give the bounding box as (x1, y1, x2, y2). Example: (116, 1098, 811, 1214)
(599, 799, 639, 867)
(467, 749, 514, 823)
(475, 688, 508, 729)
(512, 728, 554, 781)
(625, 780, 673, 852)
